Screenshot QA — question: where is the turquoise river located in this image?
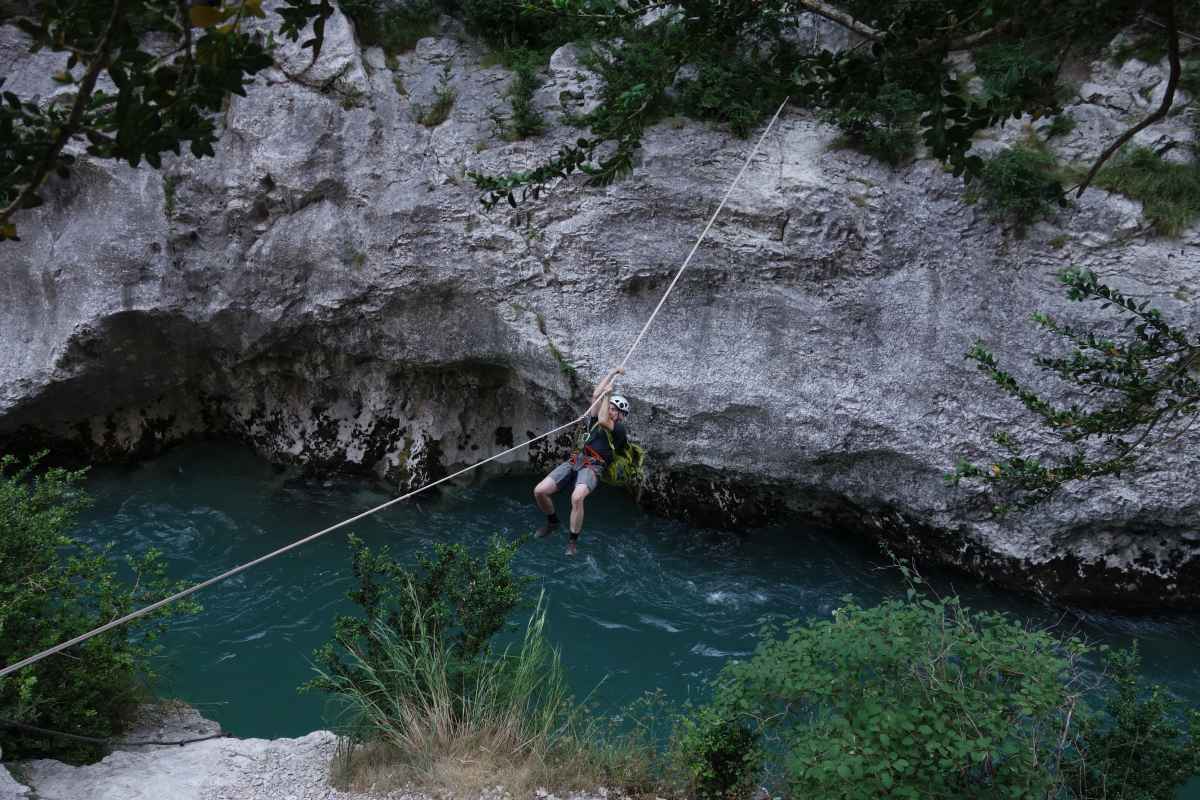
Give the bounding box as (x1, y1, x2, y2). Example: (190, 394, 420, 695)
(72, 443, 1200, 794)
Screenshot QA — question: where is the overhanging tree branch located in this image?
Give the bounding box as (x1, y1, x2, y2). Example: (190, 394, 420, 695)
(2, 0, 330, 243)
(175, 0, 194, 89)
(0, 0, 127, 232)
(1074, 0, 1181, 198)
(790, 1, 1024, 52)
(790, 0, 882, 41)
(953, 268, 1200, 510)
(943, 17, 1022, 50)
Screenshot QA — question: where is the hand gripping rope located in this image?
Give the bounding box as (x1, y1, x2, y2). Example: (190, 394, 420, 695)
(0, 97, 789, 682)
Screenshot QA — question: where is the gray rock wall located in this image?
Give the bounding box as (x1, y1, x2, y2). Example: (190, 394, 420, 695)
(1, 11, 1198, 605)
(8, 704, 334, 800)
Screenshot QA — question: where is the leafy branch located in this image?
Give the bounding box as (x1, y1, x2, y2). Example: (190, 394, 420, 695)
(1, 0, 333, 243)
(469, 0, 1189, 212)
(468, 98, 653, 208)
(1074, 0, 1181, 197)
(951, 268, 1200, 511)
(0, 0, 127, 238)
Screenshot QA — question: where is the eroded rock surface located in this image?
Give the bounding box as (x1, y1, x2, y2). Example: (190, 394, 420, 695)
(4, 705, 620, 800)
(1, 12, 1198, 605)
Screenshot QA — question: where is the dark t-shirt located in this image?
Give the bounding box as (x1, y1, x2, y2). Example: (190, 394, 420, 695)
(583, 416, 628, 464)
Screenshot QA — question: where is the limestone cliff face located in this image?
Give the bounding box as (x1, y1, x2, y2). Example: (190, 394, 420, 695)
(1, 12, 1198, 606)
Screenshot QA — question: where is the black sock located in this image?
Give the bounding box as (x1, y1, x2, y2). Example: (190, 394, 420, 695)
(547, 513, 559, 525)
(569, 532, 579, 542)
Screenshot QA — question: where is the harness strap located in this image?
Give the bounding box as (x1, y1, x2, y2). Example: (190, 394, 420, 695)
(571, 418, 610, 471)
(571, 446, 606, 470)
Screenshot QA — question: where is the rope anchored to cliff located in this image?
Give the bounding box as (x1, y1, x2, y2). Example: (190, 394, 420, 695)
(0, 96, 790, 682)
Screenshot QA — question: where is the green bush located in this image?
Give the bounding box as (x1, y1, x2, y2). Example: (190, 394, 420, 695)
(1074, 647, 1200, 799)
(505, 48, 545, 140)
(976, 143, 1064, 229)
(306, 535, 644, 797)
(416, 85, 456, 126)
(1045, 112, 1077, 139)
(827, 82, 922, 166)
(1180, 59, 1200, 101)
(415, 63, 457, 127)
(675, 47, 800, 138)
(679, 581, 1200, 800)
(673, 705, 763, 799)
(974, 42, 1058, 108)
(583, 32, 682, 134)
(701, 591, 1089, 798)
(1108, 33, 1168, 66)
(460, 0, 581, 52)
(305, 534, 532, 707)
(1093, 146, 1200, 236)
(579, 18, 798, 142)
(315, 589, 578, 785)
(0, 454, 198, 761)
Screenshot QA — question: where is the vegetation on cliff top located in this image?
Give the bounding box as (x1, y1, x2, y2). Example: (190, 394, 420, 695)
(467, 0, 1195, 212)
(4, 0, 1194, 239)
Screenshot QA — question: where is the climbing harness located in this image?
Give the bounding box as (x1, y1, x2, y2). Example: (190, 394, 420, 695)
(568, 417, 646, 489)
(570, 418, 601, 458)
(0, 96, 790, 681)
(569, 445, 605, 472)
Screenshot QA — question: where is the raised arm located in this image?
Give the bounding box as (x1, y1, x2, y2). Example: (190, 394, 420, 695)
(590, 366, 624, 423)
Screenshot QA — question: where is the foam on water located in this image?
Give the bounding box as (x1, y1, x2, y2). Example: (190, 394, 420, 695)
(689, 644, 753, 659)
(638, 615, 682, 633)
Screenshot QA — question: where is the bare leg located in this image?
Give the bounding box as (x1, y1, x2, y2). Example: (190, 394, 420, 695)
(534, 475, 561, 538)
(534, 475, 558, 515)
(567, 483, 592, 555)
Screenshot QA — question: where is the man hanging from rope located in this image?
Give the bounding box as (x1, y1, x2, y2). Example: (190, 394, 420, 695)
(533, 366, 631, 556)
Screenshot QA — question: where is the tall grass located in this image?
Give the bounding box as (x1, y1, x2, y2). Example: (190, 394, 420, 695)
(973, 142, 1064, 232)
(1093, 147, 1200, 237)
(415, 64, 457, 128)
(314, 586, 662, 797)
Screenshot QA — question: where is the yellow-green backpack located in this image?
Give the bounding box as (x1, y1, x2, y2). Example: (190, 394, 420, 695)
(572, 421, 647, 489)
(599, 428, 647, 489)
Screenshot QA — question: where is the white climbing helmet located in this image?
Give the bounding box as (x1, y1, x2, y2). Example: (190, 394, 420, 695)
(609, 394, 630, 414)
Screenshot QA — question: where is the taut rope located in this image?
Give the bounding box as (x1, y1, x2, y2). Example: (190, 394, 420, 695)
(0, 97, 789, 681)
